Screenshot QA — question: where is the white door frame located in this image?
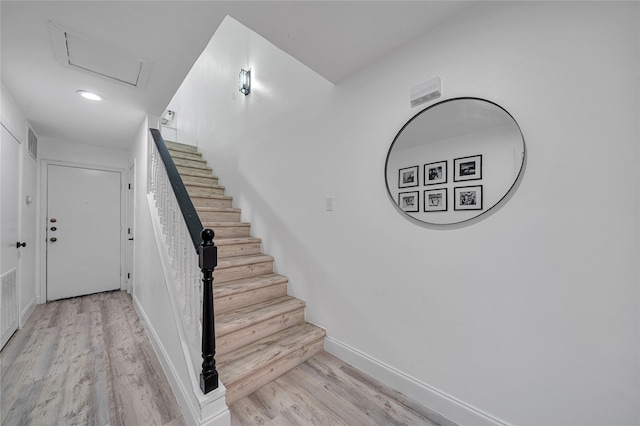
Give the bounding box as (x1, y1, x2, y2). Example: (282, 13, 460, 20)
(125, 160, 136, 294)
(38, 159, 126, 303)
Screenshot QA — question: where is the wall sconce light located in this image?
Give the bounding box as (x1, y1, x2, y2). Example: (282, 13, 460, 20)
(239, 69, 251, 95)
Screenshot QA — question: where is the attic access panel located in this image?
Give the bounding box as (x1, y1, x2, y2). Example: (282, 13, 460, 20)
(50, 22, 153, 89)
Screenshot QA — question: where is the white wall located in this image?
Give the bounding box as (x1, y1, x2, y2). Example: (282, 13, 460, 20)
(168, 2, 639, 425)
(1, 83, 37, 324)
(38, 138, 129, 169)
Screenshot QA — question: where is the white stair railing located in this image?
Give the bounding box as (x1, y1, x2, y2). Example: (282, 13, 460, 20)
(147, 129, 218, 394)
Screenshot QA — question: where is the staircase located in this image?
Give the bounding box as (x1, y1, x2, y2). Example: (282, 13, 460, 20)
(165, 141, 326, 405)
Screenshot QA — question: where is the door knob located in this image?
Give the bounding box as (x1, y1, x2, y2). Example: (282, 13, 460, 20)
(50, 218, 57, 223)
(49, 237, 57, 242)
(16, 242, 26, 248)
(50, 226, 57, 231)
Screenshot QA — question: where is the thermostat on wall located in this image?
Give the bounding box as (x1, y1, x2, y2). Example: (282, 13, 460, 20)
(410, 77, 442, 108)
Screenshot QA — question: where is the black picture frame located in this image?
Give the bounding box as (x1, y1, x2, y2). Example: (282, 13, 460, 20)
(398, 166, 419, 188)
(424, 188, 447, 212)
(454, 185, 483, 211)
(398, 191, 419, 212)
(454, 155, 482, 182)
(424, 161, 447, 186)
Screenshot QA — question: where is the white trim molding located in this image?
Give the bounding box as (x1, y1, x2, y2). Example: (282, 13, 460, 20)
(325, 336, 511, 426)
(134, 296, 229, 426)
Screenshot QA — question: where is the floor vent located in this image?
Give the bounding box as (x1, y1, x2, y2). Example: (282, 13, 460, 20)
(1, 268, 18, 350)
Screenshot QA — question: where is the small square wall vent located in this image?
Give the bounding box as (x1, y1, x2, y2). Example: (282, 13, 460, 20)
(50, 21, 153, 89)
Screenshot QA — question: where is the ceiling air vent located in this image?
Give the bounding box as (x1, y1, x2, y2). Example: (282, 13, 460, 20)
(49, 21, 153, 89)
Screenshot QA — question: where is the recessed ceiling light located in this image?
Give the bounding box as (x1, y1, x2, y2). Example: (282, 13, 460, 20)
(77, 90, 103, 101)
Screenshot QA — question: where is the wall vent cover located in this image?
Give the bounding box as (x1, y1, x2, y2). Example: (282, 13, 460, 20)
(50, 21, 153, 89)
(27, 126, 37, 159)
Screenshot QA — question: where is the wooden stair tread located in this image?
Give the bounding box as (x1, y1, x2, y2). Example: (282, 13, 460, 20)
(176, 163, 212, 172)
(216, 296, 304, 336)
(216, 254, 274, 269)
(197, 207, 242, 214)
(204, 221, 250, 228)
(214, 273, 287, 298)
(217, 322, 326, 385)
(185, 182, 225, 190)
(214, 237, 261, 245)
(177, 169, 218, 179)
(169, 150, 203, 160)
(166, 141, 197, 152)
(191, 194, 232, 201)
(174, 160, 209, 170)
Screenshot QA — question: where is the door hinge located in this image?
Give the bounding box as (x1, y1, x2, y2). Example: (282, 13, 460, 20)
(128, 183, 132, 190)
(127, 273, 131, 279)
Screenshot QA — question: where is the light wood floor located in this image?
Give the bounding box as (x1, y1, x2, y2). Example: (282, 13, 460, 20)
(0, 290, 185, 426)
(229, 351, 455, 426)
(2, 291, 454, 426)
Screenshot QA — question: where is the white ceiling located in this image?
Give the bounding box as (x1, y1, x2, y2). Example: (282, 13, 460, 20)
(1, 1, 473, 150)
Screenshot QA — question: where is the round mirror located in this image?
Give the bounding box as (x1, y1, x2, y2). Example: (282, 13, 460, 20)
(385, 98, 525, 225)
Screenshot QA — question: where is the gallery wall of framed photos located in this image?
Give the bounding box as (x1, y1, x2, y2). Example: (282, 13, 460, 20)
(397, 154, 483, 214)
(387, 122, 522, 224)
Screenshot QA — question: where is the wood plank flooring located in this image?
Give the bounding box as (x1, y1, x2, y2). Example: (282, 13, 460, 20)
(0, 291, 185, 426)
(229, 351, 457, 426)
(3, 290, 456, 426)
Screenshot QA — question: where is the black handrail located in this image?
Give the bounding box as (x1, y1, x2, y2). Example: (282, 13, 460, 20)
(150, 128, 203, 252)
(149, 128, 219, 394)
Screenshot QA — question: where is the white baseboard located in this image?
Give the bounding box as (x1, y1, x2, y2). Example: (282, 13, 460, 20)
(133, 296, 230, 426)
(19, 297, 36, 328)
(324, 337, 510, 426)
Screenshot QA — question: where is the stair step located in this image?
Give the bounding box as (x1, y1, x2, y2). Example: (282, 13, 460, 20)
(214, 273, 288, 315)
(173, 157, 209, 169)
(214, 254, 274, 284)
(197, 208, 242, 224)
(218, 322, 326, 404)
(216, 296, 305, 356)
(192, 195, 233, 208)
(181, 174, 219, 186)
(186, 185, 225, 197)
(176, 165, 213, 177)
(205, 222, 250, 238)
(166, 141, 198, 153)
(169, 150, 203, 161)
(214, 237, 262, 258)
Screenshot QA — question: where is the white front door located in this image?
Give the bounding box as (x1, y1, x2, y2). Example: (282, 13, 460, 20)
(1, 124, 21, 347)
(46, 164, 122, 301)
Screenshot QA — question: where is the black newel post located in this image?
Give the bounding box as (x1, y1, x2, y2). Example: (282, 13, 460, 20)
(199, 228, 219, 394)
